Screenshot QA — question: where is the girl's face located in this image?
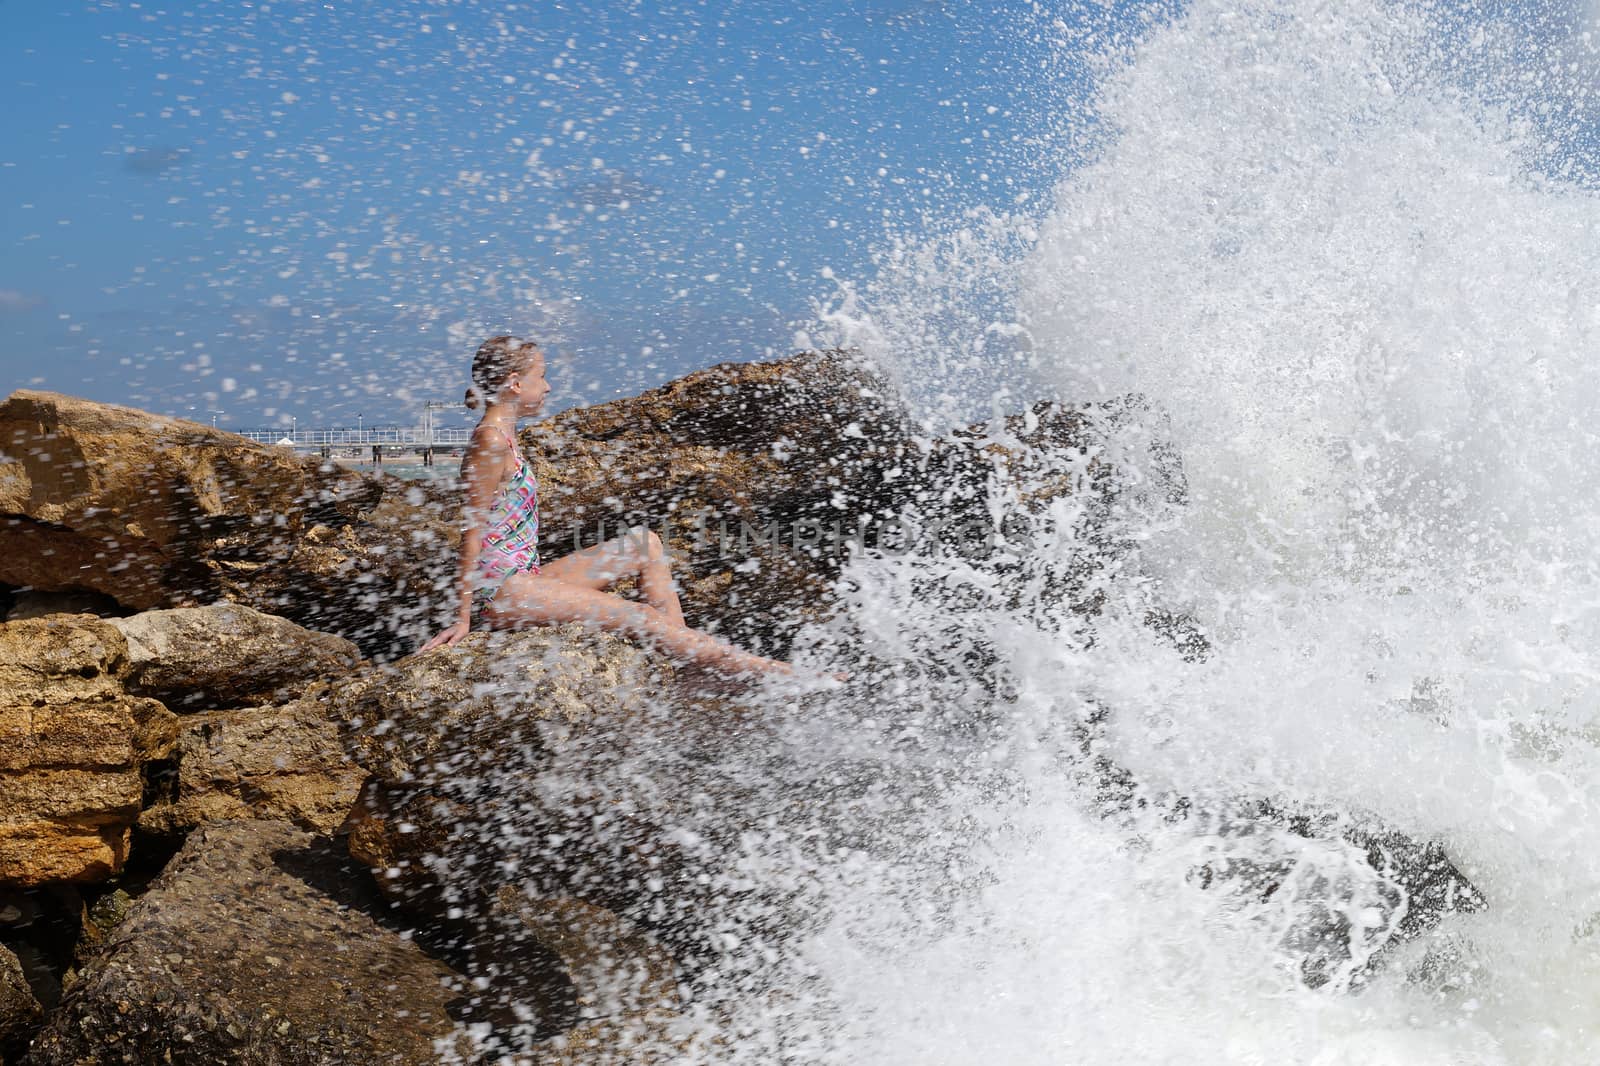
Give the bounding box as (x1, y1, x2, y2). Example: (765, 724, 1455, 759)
(506, 348, 550, 416)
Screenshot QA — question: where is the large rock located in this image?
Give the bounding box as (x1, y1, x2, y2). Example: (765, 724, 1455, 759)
(0, 391, 375, 609)
(325, 624, 776, 973)
(110, 603, 361, 709)
(0, 617, 176, 887)
(326, 626, 677, 909)
(23, 820, 469, 1066)
(0, 390, 455, 658)
(324, 626, 665, 784)
(137, 701, 366, 837)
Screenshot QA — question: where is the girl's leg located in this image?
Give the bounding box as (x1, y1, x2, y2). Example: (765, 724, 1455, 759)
(484, 571, 789, 677)
(538, 528, 686, 627)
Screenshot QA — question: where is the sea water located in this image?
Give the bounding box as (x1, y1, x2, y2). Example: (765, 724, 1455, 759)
(689, 1, 1600, 1062)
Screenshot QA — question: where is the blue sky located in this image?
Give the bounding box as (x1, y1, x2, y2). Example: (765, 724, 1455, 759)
(0, 0, 1145, 429)
(8, 1, 1589, 432)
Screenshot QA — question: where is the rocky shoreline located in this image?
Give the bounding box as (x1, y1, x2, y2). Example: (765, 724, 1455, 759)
(0, 349, 1084, 1062)
(0, 350, 1486, 1062)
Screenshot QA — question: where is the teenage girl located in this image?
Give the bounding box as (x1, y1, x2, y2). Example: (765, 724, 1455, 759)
(420, 335, 795, 678)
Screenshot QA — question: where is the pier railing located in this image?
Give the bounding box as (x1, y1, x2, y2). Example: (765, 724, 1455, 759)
(236, 427, 473, 448)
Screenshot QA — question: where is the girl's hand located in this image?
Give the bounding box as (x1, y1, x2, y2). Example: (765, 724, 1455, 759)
(419, 619, 471, 653)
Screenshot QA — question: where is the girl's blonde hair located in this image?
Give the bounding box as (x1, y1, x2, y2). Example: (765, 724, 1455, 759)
(463, 335, 539, 410)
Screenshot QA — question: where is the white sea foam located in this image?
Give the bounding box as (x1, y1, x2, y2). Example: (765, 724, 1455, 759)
(740, 1, 1600, 1062)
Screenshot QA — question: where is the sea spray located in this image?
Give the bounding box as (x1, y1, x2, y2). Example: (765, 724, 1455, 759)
(686, 0, 1600, 1062)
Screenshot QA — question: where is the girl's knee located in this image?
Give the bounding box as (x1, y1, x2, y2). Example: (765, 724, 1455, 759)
(626, 526, 664, 559)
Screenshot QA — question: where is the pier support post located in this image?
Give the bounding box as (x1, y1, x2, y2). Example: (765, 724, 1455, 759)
(372, 446, 382, 466)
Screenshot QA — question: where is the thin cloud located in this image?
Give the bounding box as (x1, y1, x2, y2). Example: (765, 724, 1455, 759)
(563, 170, 662, 207)
(0, 290, 44, 313)
(123, 146, 191, 175)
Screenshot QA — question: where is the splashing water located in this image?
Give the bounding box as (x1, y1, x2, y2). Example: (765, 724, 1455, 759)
(692, 1, 1600, 1063)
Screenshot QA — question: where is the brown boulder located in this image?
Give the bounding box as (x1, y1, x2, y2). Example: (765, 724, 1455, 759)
(325, 626, 672, 905)
(0, 391, 378, 610)
(325, 627, 761, 946)
(0, 617, 176, 887)
(0, 614, 127, 705)
(328, 624, 794, 985)
(321, 624, 665, 787)
(136, 701, 366, 837)
(110, 603, 362, 709)
(23, 820, 469, 1066)
(0, 389, 455, 658)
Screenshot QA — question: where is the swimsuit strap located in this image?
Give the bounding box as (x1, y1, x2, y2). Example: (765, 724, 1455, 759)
(492, 425, 522, 464)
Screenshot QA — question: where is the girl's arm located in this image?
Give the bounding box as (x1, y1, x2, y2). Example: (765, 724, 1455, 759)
(419, 424, 508, 651)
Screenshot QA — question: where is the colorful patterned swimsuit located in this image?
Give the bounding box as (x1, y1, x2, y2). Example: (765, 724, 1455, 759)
(473, 426, 541, 610)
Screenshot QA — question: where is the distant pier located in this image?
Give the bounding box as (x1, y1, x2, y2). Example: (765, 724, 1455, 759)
(236, 426, 473, 467)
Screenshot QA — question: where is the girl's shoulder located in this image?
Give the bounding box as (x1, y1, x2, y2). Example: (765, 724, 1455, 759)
(470, 420, 520, 454)
(463, 420, 519, 479)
